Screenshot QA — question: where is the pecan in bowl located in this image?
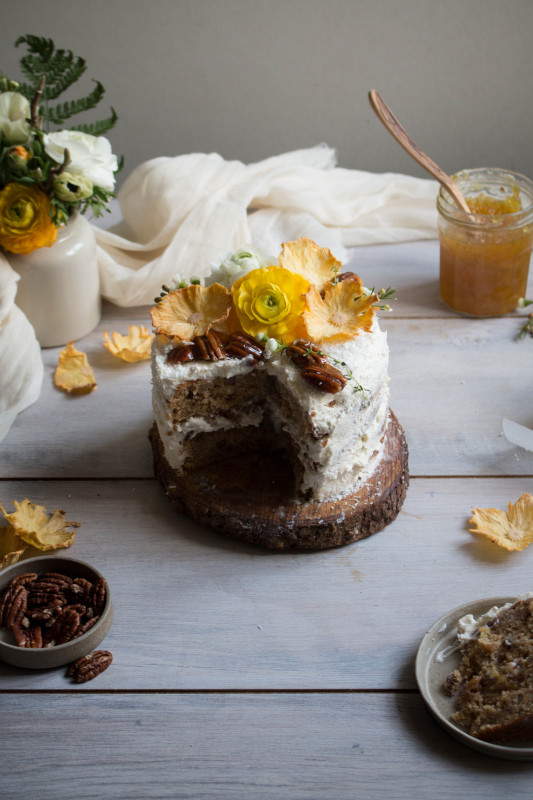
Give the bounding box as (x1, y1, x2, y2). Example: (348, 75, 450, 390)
(0, 556, 113, 671)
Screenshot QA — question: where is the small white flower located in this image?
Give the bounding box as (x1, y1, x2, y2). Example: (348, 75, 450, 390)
(205, 244, 276, 288)
(264, 337, 281, 358)
(0, 92, 31, 145)
(44, 130, 118, 191)
(518, 297, 533, 309)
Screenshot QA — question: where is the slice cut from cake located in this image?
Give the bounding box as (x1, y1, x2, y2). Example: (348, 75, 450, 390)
(445, 596, 533, 743)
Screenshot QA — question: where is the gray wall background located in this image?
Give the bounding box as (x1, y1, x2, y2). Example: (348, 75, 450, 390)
(1, 0, 532, 190)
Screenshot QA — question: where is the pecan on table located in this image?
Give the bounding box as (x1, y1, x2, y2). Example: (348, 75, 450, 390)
(301, 363, 347, 394)
(66, 650, 113, 683)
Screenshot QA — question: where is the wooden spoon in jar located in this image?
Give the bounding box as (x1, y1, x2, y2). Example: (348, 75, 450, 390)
(368, 89, 471, 214)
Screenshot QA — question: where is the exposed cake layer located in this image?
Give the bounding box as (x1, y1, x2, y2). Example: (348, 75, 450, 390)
(152, 354, 268, 472)
(151, 319, 389, 502)
(448, 596, 533, 742)
(264, 326, 389, 501)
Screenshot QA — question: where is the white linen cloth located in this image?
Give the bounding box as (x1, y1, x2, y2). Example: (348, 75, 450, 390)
(95, 144, 438, 306)
(0, 254, 43, 442)
(0, 143, 439, 442)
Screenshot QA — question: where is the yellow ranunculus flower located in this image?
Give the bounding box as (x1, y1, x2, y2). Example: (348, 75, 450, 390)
(0, 183, 58, 255)
(231, 266, 309, 343)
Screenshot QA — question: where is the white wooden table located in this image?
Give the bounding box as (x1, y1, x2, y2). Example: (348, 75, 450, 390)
(1, 239, 533, 799)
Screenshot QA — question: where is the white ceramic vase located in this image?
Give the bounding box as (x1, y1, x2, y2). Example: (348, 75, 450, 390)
(9, 212, 101, 348)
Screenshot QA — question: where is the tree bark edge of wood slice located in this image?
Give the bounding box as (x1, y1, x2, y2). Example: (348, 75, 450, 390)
(149, 410, 409, 551)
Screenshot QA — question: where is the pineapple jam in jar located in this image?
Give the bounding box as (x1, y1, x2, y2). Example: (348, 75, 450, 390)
(438, 168, 533, 316)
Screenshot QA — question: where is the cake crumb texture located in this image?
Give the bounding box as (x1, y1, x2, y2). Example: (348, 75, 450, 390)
(449, 597, 533, 742)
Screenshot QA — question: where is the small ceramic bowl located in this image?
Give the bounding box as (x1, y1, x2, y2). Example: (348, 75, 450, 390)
(0, 555, 113, 669)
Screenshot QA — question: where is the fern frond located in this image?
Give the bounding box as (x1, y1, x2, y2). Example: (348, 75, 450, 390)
(16, 35, 55, 64)
(15, 35, 55, 56)
(71, 107, 119, 136)
(41, 60, 87, 101)
(46, 80, 106, 125)
(15, 35, 87, 100)
(16, 35, 56, 85)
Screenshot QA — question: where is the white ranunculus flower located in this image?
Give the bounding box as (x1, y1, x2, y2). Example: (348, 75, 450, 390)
(204, 244, 277, 288)
(43, 130, 118, 192)
(0, 92, 31, 144)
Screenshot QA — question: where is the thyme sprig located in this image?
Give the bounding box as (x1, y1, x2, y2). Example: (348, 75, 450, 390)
(516, 313, 533, 340)
(331, 263, 341, 284)
(372, 286, 397, 310)
(324, 351, 371, 407)
(515, 298, 533, 340)
(273, 340, 371, 406)
(153, 275, 200, 304)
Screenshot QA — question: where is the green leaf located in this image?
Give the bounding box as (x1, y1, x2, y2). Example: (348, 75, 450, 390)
(46, 80, 106, 125)
(70, 107, 119, 136)
(41, 59, 87, 101)
(11, 35, 116, 131)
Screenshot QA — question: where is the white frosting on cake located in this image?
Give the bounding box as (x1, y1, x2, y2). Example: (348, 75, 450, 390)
(151, 319, 390, 502)
(436, 593, 533, 662)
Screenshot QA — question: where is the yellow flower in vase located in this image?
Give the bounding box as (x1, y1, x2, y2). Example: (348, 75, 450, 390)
(0, 183, 59, 255)
(231, 266, 309, 343)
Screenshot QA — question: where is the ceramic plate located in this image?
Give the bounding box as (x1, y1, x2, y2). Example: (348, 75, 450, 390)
(416, 596, 533, 761)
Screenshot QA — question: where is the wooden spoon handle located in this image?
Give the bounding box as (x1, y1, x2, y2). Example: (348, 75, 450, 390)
(368, 89, 471, 214)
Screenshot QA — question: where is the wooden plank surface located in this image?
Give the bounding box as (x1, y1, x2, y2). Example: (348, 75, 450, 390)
(1, 314, 531, 479)
(1, 237, 533, 797)
(0, 476, 531, 691)
(1, 693, 532, 800)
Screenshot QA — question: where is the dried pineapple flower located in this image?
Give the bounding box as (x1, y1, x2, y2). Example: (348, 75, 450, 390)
(54, 342, 97, 394)
(150, 283, 232, 340)
(0, 525, 28, 570)
(303, 279, 378, 344)
(279, 237, 342, 290)
(469, 493, 533, 551)
(0, 499, 80, 551)
(103, 325, 154, 362)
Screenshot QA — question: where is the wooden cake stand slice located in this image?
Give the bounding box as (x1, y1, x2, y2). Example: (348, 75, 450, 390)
(149, 410, 409, 551)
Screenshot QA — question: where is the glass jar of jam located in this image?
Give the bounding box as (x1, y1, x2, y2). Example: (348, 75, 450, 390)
(437, 167, 533, 316)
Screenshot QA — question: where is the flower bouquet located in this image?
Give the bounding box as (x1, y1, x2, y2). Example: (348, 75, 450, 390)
(0, 35, 120, 256)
